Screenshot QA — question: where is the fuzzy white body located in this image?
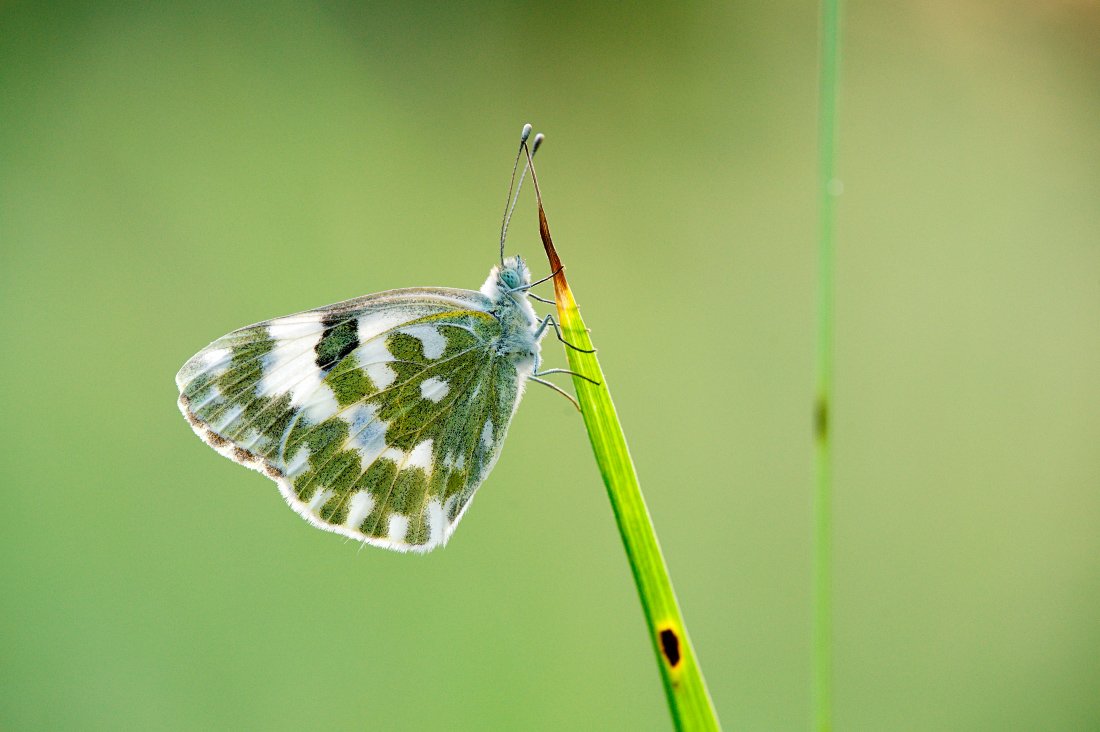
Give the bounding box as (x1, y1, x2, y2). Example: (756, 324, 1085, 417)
(480, 255, 543, 381)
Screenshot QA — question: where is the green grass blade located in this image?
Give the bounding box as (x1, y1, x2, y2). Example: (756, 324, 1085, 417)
(535, 207, 721, 731)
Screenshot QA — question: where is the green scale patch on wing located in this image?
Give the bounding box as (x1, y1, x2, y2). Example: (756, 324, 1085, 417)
(176, 291, 523, 552)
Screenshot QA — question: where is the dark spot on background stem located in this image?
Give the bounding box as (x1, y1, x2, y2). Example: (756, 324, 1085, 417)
(659, 628, 681, 668)
(814, 396, 829, 443)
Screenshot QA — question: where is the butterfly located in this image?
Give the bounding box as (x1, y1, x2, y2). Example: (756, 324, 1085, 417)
(175, 125, 590, 553)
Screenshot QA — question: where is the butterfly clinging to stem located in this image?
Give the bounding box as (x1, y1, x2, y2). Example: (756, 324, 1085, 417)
(175, 124, 594, 552)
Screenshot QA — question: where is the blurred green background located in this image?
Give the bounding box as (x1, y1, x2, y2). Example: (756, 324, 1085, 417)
(2, 2, 1098, 729)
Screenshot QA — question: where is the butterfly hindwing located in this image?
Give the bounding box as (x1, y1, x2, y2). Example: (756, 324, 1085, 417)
(176, 288, 528, 552)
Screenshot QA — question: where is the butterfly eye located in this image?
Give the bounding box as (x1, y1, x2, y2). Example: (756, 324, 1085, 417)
(500, 269, 520, 289)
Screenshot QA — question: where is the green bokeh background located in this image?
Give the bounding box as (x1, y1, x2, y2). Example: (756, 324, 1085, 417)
(2, 2, 1098, 729)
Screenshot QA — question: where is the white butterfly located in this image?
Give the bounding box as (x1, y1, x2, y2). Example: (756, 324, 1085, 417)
(176, 126, 591, 551)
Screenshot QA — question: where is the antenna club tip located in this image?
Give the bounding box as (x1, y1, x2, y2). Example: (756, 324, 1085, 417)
(520, 123, 532, 142)
(532, 132, 545, 153)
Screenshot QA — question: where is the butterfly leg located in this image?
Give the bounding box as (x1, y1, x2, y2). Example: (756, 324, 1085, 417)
(533, 366, 601, 386)
(506, 267, 569, 305)
(507, 267, 567, 300)
(534, 313, 596, 354)
(522, 267, 562, 290)
(530, 376, 581, 410)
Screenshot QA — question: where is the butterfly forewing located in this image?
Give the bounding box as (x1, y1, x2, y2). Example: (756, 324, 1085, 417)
(176, 288, 526, 552)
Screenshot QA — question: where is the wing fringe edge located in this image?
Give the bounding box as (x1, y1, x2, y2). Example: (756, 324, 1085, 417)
(177, 393, 459, 554)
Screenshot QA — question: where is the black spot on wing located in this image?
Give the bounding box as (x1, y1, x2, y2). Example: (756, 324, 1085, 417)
(315, 315, 359, 371)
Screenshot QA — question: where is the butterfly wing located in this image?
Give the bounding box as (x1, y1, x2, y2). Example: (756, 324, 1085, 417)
(176, 287, 528, 552)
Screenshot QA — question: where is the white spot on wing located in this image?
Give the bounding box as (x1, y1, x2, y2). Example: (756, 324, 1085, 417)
(355, 339, 396, 389)
(345, 491, 375, 529)
(400, 324, 447, 359)
(268, 317, 325, 342)
(366, 363, 396, 390)
(387, 514, 409, 543)
(200, 347, 232, 372)
(177, 345, 231, 390)
(419, 377, 450, 402)
(405, 440, 433, 473)
(357, 311, 409, 344)
(213, 404, 244, 433)
(481, 419, 494, 450)
(380, 447, 407, 465)
(297, 383, 340, 423)
(284, 445, 311, 477)
(259, 315, 340, 423)
(426, 499, 445, 547)
(307, 488, 334, 512)
(341, 403, 389, 469)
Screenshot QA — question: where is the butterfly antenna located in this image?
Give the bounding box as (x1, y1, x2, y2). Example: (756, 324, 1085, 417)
(500, 124, 533, 266)
(500, 127, 545, 264)
(503, 132, 544, 245)
(522, 132, 547, 217)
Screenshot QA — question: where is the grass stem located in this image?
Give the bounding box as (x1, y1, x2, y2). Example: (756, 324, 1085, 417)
(814, 0, 841, 729)
(529, 166, 720, 730)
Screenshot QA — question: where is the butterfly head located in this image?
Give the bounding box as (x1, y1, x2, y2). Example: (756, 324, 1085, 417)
(497, 255, 531, 292)
(481, 255, 538, 326)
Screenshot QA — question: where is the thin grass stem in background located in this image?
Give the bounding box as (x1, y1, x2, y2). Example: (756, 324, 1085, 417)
(814, 0, 841, 729)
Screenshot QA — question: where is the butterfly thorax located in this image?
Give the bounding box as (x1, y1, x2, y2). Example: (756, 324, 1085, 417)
(479, 255, 542, 371)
